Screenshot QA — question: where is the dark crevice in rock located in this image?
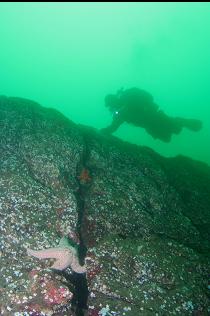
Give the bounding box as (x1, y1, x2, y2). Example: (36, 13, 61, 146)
(71, 133, 92, 316)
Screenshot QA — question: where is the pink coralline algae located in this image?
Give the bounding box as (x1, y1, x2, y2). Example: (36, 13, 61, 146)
(44, 281, 72, 306)
(87, 265, 102, 281)
(88, 307, 100, 316)
(20, 271, 73, 313)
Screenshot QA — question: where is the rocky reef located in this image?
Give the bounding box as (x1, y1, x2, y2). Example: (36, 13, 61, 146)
(0, 96, 210, 315)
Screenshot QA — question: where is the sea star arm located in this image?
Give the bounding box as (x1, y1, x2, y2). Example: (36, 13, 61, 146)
(27, 247, 66, 260)
(71, 255, 87, 273)
(27, 247, 73, 270)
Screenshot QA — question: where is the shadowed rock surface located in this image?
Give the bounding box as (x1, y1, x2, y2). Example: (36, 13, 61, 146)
(0, 96, 210, 315)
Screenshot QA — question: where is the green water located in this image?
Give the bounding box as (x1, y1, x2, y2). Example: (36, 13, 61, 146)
(0, 2, 209, 165)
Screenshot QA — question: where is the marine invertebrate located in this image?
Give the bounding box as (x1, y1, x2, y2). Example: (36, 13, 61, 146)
(27, 237, 86, 273)
(78, 168, 91, 184)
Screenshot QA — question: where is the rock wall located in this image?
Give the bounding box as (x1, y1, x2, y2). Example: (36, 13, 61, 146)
(0, 96, 209, 315)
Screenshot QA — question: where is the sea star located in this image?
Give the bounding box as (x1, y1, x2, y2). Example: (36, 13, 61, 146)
(26, 237, 86, 273)
(78, 168, 91, 184)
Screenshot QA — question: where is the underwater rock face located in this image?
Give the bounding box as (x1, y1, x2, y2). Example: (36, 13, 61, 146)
(0, 96, 210, 315)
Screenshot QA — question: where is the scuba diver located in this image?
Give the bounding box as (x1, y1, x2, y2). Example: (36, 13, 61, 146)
(101, 87, 202, 142)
